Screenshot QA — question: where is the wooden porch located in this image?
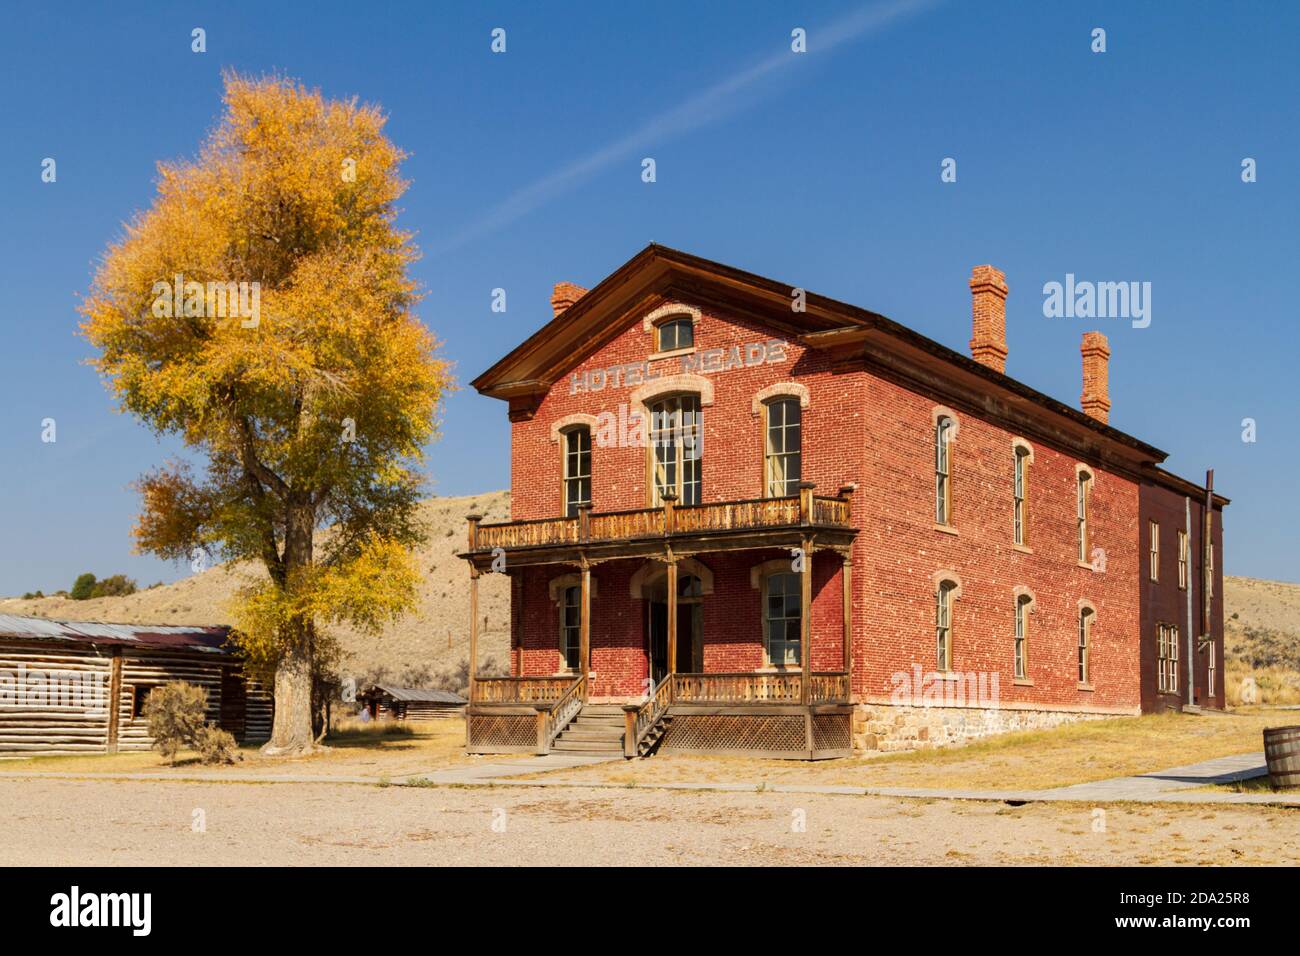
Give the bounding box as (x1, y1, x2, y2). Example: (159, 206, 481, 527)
(461, 483, 858, 761)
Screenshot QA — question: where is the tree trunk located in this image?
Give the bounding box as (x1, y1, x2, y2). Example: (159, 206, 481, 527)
(262, 616, 316, 755)
(262, 498, 320, 756)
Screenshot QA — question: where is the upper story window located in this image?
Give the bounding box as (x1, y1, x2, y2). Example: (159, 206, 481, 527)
(1207, 533, 1215, 598)
(562, 426, 591, 518)
(935, 417, 955, 526)
(650, 394, 702, 506)
(656, 317, 694, 353)
(1077, 469, 1093, 563)
(935, 579, 956, 671)
(1013, 445, 1029, 546)
(763, 571, 801, 667)
(764, 398, 802, 497)
(1177, 530, 1188, 590)
(1148, 520, 1160, 581)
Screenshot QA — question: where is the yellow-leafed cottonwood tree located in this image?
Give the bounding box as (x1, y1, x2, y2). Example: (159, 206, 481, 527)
(81, 74, 450, 754)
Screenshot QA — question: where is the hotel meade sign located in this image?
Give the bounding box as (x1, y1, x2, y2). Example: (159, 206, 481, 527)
(569, 339, 789, 395)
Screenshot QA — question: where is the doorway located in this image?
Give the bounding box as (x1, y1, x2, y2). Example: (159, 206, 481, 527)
(647, 574, 704, 684)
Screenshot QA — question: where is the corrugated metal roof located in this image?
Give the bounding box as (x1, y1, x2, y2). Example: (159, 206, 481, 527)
(0, 614, 232, 653)
(365, 684, 466, 704)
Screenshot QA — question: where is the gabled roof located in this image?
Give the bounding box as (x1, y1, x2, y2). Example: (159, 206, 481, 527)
(0, 614, 232, 653)
(362, 684, 466, 704)
(471, 244, 1167, 472)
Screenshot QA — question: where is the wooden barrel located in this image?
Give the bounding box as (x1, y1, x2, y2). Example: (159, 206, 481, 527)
(1263, 726, 1300, 789)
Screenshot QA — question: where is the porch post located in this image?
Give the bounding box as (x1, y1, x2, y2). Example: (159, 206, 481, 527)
(466, 513, 482, 705)
(841, 552, 853, 679)
(666, 554, 679, 676)
(579, 557, 591, 700)
(468, 564, 480, 704)
(800, 533, 813, 704)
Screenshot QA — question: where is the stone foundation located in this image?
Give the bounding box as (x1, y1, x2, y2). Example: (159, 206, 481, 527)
(853, 702, 1114, 752)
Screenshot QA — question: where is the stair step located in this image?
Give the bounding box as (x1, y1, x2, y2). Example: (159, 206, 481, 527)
(552, 740, 624, 753)
(561, 730, 624, 742)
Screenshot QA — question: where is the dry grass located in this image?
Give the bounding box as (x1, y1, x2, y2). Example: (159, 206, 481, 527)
(523, 709, 1295, 791)
(1225, 662, 1300, 706)
(0, 718, 503, 779)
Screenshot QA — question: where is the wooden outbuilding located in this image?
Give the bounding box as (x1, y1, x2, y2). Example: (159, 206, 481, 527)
(357, 685, 466, 722)
(0, 614, 272, 756)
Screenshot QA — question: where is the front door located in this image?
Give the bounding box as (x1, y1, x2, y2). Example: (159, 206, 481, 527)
(647, 595, 702, 685)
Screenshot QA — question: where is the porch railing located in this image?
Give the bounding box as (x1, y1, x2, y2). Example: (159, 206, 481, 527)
(624, 673, 674, 757)
(672, 671, 850, 705)
(469, 487, 853, 552)
(540, 675, 586, 750)
(470, 675, 574, 704)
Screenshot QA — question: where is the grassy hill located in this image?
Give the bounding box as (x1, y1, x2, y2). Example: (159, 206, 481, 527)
(4, 507, 1297, 704)
(1224, 575, 1300, 704)
(0, 491, 513, 692)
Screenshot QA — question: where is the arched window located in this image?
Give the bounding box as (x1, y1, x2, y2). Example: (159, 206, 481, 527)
(935, 417, 954, 525)
(559, 585, 581, 671)
(1077, 469, 1093, 563)
(764, 571, 801, 667)
(764, 398, 802, 497)
(936, 579, 957, 671)
(1078, 606, 1094, 684)
(650, 394, 702, 505)
(656, 317, 694, 353)
(1014, 594, 1031, 679)
(562, 426, 591, 517)
(1013, 445, 1030, 545)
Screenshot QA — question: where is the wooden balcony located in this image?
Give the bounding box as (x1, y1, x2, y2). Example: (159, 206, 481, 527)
(462, 483, 857, 569)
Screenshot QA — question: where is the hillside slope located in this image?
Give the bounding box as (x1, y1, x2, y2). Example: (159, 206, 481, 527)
(0, 491, 513, 687)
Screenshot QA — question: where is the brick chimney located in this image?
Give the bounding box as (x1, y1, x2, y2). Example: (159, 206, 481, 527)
(968, 265, 1009, 373)
(1080, 331, 1111, 424)
(551, 282, 588, 317)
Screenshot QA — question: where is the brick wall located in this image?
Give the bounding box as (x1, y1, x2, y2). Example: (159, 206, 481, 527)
(505, 295, 1144, 716)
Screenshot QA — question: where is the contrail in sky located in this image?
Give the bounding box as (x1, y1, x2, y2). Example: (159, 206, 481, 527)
(431, 0, 942, 256)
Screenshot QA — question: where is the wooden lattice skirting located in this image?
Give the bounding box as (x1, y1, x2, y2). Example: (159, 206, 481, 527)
(659, 704, 852, 760)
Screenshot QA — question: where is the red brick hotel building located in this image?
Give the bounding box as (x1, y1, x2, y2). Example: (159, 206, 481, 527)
(461, 245, 1225, 759)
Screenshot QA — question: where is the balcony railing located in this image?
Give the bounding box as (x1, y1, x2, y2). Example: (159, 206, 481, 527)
(470, 675, 574, 704)
(468, 483, 854, 553)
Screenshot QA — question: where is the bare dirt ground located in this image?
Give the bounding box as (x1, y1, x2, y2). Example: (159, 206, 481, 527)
(0, 777, 1294, 866)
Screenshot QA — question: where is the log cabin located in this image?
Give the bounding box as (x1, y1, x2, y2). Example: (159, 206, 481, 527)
(460, 245, 1227, 759)
(357, 685, 467, 721)
(0, 614, 272, 756)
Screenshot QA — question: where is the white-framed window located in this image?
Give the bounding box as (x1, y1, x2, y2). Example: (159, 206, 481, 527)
(764, 398, 802, 498)
(1014, 594, 1031, 679)
(1157, 623, 1179, 694)
(1177, 530, 1188, 590)
(1078, 607, 1094, 684)
(936, 580, 956, 671)
(656, 317, 694, 353)
(1013, 446, 1029, 545)
(1077, 471, 1092, 563)
(935, 417, 954, 525)
(650, 394, 702, 505)
(1208, 641, 1216, 697)
(1207, 535, 1215, 598)
(562, 426, 591, 518)
(559, 585, 581, 671)
(1149, 520, 1160, 582)
(763, 571, 801, 667)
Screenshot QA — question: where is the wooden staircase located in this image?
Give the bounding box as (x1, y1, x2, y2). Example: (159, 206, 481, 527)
(549, 704, 627, 756)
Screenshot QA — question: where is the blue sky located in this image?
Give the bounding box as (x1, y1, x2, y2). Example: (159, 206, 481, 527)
(0, 0, 1296, 594)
